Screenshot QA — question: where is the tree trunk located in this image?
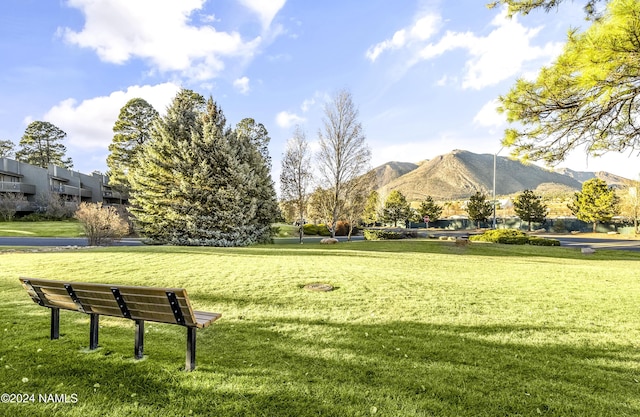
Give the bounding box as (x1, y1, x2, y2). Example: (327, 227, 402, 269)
(298, 213, 304, 244)
(593, 222, 597, 233)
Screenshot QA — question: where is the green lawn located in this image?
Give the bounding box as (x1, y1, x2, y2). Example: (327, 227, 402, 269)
(0, 221, 84, 237)
(0, 241, 639, 416)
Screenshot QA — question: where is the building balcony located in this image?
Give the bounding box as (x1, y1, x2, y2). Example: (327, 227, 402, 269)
(102, 189, 126, 200)
(0, 181, 36, 195)
(50, 185, 92, 198)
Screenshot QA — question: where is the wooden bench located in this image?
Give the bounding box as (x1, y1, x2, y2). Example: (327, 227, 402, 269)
(19, 277, 221, 371)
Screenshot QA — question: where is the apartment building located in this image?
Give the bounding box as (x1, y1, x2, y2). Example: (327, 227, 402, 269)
(0, 157, 126, 212)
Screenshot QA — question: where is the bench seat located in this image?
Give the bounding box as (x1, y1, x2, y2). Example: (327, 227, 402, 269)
(20, 277, 221, 371)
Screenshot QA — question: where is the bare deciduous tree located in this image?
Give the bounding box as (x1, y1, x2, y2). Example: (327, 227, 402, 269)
(317, 89, 371, 237)
(280, 126, 313, 243)
(307, 186, 336, 226)
(342, 172, 375, 240)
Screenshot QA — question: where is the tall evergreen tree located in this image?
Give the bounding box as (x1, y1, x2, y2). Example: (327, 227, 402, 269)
(513, 189, 548, 231)
(107, 98, 159, 192)
(418, 196, 443, 223)
(235, 117, 279, 243)
(129, 89, 278, 246)
(0, 139, 15, 158)
(16, 121, 73, 168)
(569, 178, 619, 232)
(236, 118, 272, 169)
(382, 190, 411, 227)
(467, 191, 493, 228)
(129, 89, 205, 242)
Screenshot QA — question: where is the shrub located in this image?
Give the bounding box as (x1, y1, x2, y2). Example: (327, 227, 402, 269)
(19, 213, 49, 222)
(335, 221, 352, 236)
(75, 202, 129, 246)
(37, 193, 76, 220)
(528, 237, 561, 246)
(317, 224, 332, 236)
(498, 236, 530, 245)
(470, 229, 527, 243)
(363, 230, 380, 240)
(0, 193, 26, 221)
(303, 224, 318, 235)
(470, 229, 561, 246)
(363, 229, 404, 240)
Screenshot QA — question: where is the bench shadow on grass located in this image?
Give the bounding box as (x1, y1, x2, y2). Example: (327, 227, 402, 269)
(12, 315, 636, 417)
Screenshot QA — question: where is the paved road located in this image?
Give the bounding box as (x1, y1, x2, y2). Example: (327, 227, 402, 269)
(1, 233, 638, 252)
(0, 237, 143, 247)
(542, 234, 640, 252)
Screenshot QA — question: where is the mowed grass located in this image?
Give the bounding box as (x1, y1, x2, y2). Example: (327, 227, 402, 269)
(0, 221, 84, 237)
(0, 241, 639, 417)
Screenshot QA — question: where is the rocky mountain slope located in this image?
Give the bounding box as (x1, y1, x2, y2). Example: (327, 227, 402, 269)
(371, 150, 630, 201)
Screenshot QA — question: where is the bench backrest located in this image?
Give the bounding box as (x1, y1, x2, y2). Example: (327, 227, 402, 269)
(20, 277, 199, 327)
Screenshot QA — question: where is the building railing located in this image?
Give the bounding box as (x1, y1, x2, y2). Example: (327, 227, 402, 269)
(102, 190, 125, 200)
(50, 185, 92, 198)
(0, 181, 36, 194)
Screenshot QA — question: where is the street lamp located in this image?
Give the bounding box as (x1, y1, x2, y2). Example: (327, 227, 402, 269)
(492, 147, 504, 229)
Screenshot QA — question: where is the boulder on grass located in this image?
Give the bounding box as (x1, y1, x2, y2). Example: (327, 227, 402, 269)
(320, 238, 339, 244)
(581, 247, 596, 255)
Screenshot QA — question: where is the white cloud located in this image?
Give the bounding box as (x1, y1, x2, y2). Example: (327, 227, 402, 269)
(368, 7, 564, 90)
(301, 97, 316, 112)
(238, 0, 286, 29)
(275, 91, 328, 130)
(473, 99, 505, 129)
(458, 11, 564, 89)
(366, 13, 442, 62)
(276, 111, 305, 129)
(60, 0, 267, 81)
(436, 74, 458, 87)
(233, 76, 251, 94)
(44, 83, 180, 150)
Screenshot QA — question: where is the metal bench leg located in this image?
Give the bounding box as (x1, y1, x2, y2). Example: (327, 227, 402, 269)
(135, 320, 144, 359)
(50, 308, 60, 340)
(89, 314, 99, 350)
(186, 327, 196, 371)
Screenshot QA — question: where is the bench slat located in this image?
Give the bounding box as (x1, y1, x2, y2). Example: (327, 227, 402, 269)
(41, 299, 79, 311)
(20, 278, 199, 327)
(193, 311, 222, 329)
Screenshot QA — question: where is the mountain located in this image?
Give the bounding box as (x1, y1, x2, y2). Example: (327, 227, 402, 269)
(555, 168, 631, 189)
(369, 161, 419, 189)
(375, 150, 587, 201)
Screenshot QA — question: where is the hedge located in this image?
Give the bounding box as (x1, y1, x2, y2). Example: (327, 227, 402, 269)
(470, 229, 560, 246)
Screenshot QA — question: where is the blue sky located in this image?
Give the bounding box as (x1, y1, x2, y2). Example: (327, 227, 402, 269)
(1, 0, 638, 181)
